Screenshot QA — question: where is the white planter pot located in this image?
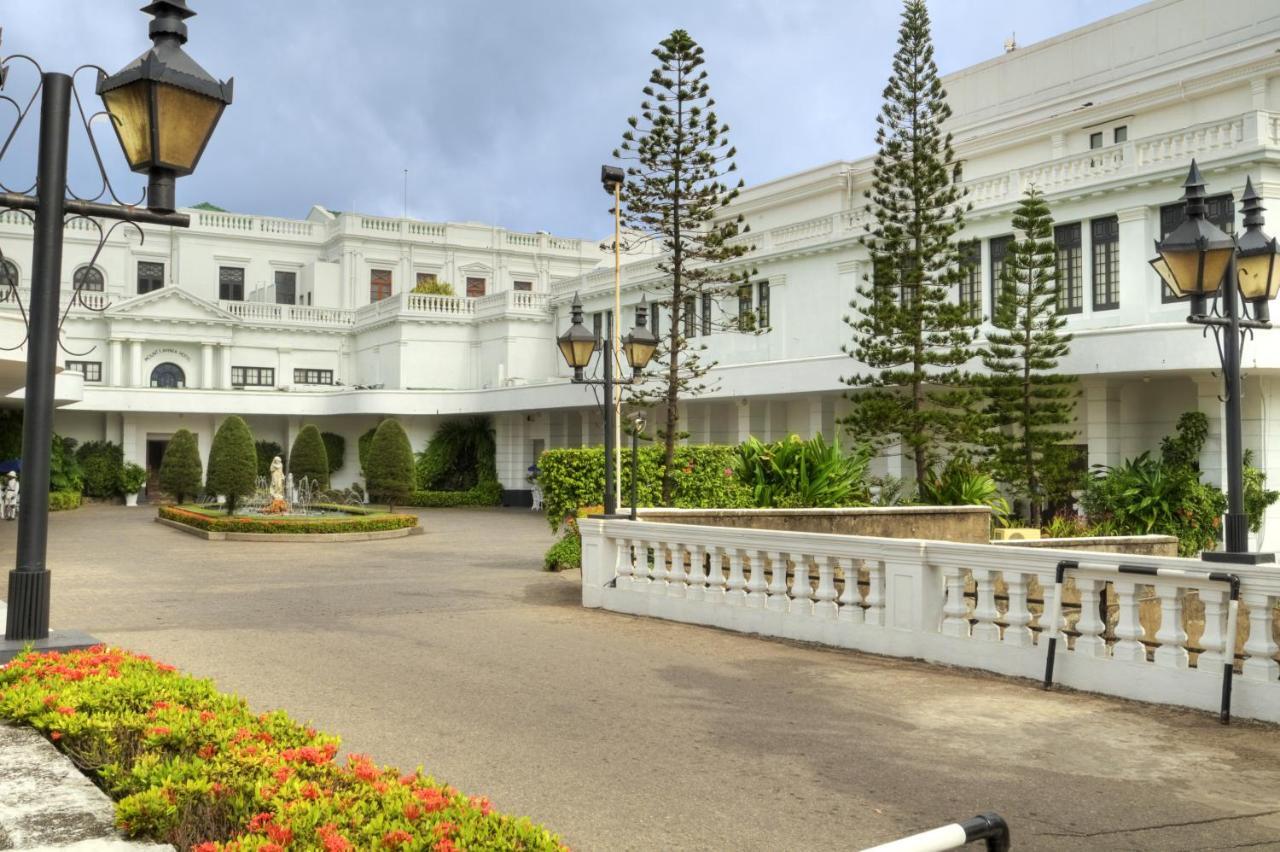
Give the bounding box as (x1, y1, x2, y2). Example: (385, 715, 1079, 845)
(125, 492, 139, 507)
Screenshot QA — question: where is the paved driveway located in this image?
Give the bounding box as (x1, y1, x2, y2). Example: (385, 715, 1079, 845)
(6, 505, 1280, 850)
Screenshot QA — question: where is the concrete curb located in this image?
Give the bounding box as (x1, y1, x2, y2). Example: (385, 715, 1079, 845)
(155, 516, 423, 542)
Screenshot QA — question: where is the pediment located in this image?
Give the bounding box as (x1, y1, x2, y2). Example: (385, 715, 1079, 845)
(106, 288, 235, 323)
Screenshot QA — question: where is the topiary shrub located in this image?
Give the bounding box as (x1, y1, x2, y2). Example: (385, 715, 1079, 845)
(51, 434, 83, 494)
(76, 440, 124, 498)
(357, 422, 383, 475)
(365, 419, 415, 512)
(321, 431, 345, 475)
(159, 429, 202, 504)
(416, 417, 496, 491)
(254, 440, 283, 478)
(207, 416, 257, 515)
(289, 424, 329, 489)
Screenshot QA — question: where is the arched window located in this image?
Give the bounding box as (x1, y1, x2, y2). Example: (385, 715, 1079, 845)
(73, 266, 104, 291)
(150, 362, 185, 389)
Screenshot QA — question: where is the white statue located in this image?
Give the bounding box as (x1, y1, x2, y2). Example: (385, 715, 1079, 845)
(269, 456, 285, 502)
(2, 471, 18, 521)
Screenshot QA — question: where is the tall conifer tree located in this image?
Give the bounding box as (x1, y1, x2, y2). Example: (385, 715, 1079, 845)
(983, 187, 1076, 525)
(614, 29, 751, 504)
(843, 0, 979, 484)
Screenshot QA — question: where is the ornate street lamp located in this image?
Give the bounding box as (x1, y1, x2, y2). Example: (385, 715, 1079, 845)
(2, 1, 229, 650)
(96, 0, 234, 213)
(1151, 162, 1278, 563)
(556, 293, 656, 516)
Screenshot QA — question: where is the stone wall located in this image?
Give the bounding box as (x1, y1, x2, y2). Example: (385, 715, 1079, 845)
(995, 535, 1179, 557)
(635, 506, 992, 543)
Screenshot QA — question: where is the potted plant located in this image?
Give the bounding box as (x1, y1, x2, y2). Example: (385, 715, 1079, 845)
(119, 462, 147, 507)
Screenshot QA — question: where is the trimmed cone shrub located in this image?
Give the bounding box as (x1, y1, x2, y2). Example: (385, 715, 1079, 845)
(321, 431, 345, 474)
(357, 423, 381, 475)
(365, 419, 415, 512)
(76, 440, 124, 498)
(206, 416, 257, 515)
(289, 425, 329, 489)
(159, 428, 202, 504)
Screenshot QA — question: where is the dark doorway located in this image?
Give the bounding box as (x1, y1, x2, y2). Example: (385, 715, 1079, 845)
(145, 438, 169, 502)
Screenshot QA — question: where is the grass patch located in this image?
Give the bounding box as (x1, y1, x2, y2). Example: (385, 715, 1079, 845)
(159, 505, 416, 535)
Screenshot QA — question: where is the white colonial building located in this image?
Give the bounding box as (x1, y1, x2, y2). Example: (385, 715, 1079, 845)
(1, 0, 1279, 533)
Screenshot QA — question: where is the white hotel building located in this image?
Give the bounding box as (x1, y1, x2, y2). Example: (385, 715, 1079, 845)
(1, 0, 1279, 530)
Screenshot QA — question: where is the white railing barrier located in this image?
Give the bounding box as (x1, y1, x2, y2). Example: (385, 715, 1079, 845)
(580, 518, 1280, 723)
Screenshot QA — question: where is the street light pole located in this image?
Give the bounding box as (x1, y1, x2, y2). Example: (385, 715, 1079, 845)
(603, 311, 617, 516)
(1218, 255, 1248, 554)
(630, 413, 645, 521)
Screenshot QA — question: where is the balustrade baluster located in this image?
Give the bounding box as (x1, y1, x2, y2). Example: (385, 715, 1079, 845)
(686, 544, 707, 602)
(837, 558, 864, 624)
(705, 546, 726, 604)
(1153, 584, 1189, 669)
(864, 560, 885, 626)
(1074, 577, 1107, 658)
(616, 538, 634, 587)
(1112, 580, 1147, 663)
(1242, 592, 1280, 682)
(1197, 589, 1227, 670)
(941, 564, 968, 638)
(789, 553, 814, 617)
(666, 543, 688, 598)
(971, 569, 1000, 641)
(745, 550, 767, 608)
(1003, 571, 1033, 647)
(649, 541, 668, 591)
(765, 551, 789, 612)
(724, 549, 746, 606)
(814, 556, 838, 621)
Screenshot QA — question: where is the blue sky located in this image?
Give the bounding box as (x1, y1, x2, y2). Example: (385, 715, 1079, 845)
(0, 0, 1138, 238)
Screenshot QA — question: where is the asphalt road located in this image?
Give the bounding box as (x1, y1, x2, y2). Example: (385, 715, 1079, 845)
(9, 504, 1280, 851)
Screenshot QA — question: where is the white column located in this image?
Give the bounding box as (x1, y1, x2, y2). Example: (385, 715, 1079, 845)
(109, 339, 123, 387)
(1084, 379, 1120, 471)
(219, 344, 232, 389)
(1255, 376, 1280, 551)
(1116, 206, 1148, 316)
(201, 343, 214, 390)
(807, 397, 823, 439)
(129, 339, 143, 388)
(121, 414, 141, 468)
(1195, 374, 1226, 489)
(736, 400, 751, 443)
(277, 347, 292, 390)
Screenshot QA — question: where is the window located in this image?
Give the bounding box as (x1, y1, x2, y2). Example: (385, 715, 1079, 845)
(150, 362, 185, 389)
(651, 302, 662, 337)
(274, 270, 296, 305)
(513, 280, 533, 292)
(1159, 194, 1235, 302)
(1089, 132, 1103, 150)
(136, 261, 164, 294)
(1091, 216, 1120, 310)
(370, 269, 392, 302)
(66, 360, 101, 382)
(74, 266, 104, 291)
(958, 243, 981, 320)
(1054, 223, 1083, 314)
(757, 280, 770, 328)
(465, 276, 486, 298)
(219, 266, 244, 301)
(700, 292, 712, 335)
(738, 284, 753, 330)
(592, 311, 603, 343)
(683, 296, 696, 338)
(989, 235, 1013, 307)
(1114, 125, 1128, 144)
(293, 369, 334, 385)
(231, 366, 275, 387)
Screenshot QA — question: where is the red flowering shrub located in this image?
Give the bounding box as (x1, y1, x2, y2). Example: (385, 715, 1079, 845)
(0, 647, 565, 851)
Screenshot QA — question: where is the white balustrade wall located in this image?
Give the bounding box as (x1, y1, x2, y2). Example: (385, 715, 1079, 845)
(580, 518, 1280, 723)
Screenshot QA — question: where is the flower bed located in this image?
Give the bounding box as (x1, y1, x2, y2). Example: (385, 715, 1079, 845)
(0, 647, 566, 851)
(159, 505, 417, 535)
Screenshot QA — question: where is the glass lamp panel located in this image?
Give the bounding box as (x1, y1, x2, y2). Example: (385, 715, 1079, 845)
(155, 83, 224, 173)
(624, 338, 657, 370)
(1198, 246, 1234, 296)
(570, 338, 595, 368)
(1238, 252, 1280, 301)
(1150, 256, 1179, 296)
(100, 81, 153, 170)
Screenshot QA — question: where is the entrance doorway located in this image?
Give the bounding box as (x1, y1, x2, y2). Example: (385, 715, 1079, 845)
(145, 438, 169, 502)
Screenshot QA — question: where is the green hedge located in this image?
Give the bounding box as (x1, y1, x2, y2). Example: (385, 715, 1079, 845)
(403, 480, 502, 507)
(49, 489, 82, 511)
(159, 505, 416, 535)
(536, 445, 751, 529)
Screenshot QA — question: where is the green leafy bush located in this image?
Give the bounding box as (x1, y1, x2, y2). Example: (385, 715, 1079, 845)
(159, 429, 203, 504)
(0, 646, 565, 851)
(536, 445, 751, 530)
(404, 481, 502, 507)
(544, 531, 581, 571)
(1083, 451, 1225, 556)
(119, 462, 147, 495)
(49, 489, 81, 511)
(416, 417, 497, 491)
(357, 423, 382, 474)
(51, 434, 83, 494)
(160, 505, 416, 535)
(365, 419, 415, 511)
(320, 431, 345, 474)
(734, 434, 871, 507)
(289, 425, 329, 489)
(1243, 449, 1279, 533)
(207, 416, 257, 515)
(254, 440, 283, 478)
(411, 278, 456, 295)
(76, 440, 124, 498)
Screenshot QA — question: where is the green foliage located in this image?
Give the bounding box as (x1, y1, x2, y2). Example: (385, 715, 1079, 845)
(320, 431, 345, 474)
(206, 416, 257, 515)
(119, 462, 147, 494)
(1242, 449, 1279, 533)
(254, 440, 283, 478)
(917, 455, 1011, 525)
(160, 505, 416, 535)
(49, 489, 81, 511)
(536, 444, 751, 531)
(1042, 513, 1093, 539)
(50, 434, 82, 494)
(357, 423, 382, 474)
(289, 425, 329, 489)
(982, 187, 1077, 525)
(544, 531, 581, 572)
(1083, 451, 1225, 556)
(843, 0, 979, 484)
(76, 440, 124, 498)
(365, 419, 415, 511)
(411, 278, 455, 295)
(416, 417, 497, 491)
(1160, 411, 1209, 470)
(159, 429, 202, 504)
(614, 29, 754, 504)
(403, 481, 503, 507)
(0, 409, 21, 460)
(0, 646, 564, 851)
(734, 434, 870, 508)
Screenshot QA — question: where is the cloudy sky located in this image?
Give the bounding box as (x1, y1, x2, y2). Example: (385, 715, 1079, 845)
(1, 0, 1137, 238)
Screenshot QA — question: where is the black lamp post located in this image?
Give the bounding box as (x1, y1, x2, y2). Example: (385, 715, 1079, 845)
(1150, 161, 1280, 564)
(629, 412, 646, 521)
(557, 295, 657, 516)
(2, 0, 231, 647)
